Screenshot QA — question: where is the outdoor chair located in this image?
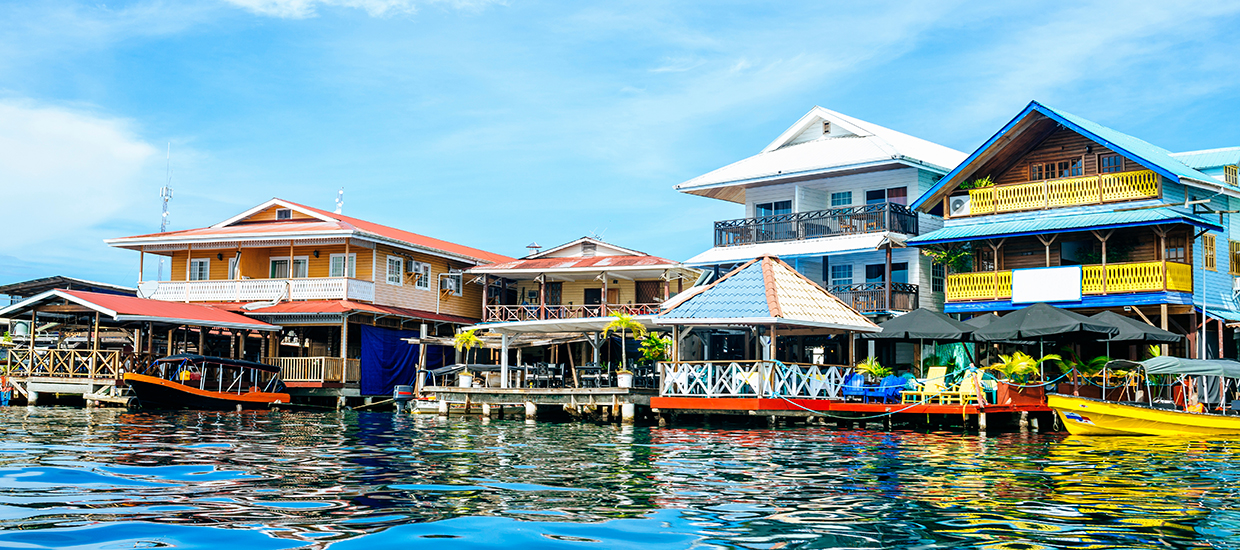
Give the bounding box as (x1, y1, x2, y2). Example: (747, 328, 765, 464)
(842, 372, 866, 401)
(901, 366, 948, 404)
(942, 371, 984, 405)
(880, 375, 905, 403)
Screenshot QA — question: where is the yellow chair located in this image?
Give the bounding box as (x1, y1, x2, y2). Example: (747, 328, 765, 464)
(901, 366, 948, 404)
(943, 371, 983, 405)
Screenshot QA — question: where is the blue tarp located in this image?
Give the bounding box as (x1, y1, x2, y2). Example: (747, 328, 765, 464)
(360, 325, 420, 396)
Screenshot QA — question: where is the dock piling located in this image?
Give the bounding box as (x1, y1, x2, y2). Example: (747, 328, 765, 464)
(620, 403, 635, 425)
(524, 401, 536, 420)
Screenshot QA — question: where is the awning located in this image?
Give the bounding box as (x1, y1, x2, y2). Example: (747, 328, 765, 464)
(1110, 356, 1240, 378)
(214, 300, 477, 325)
(859, 308, 975, 340)
(0, 289, 279, 331)
(465, 316, 663, 335)
(683, 232, 906, 267)
(908, 207, 1222, 246)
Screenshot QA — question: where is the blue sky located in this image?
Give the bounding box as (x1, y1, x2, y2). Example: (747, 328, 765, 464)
(3, 0, 1240, 288)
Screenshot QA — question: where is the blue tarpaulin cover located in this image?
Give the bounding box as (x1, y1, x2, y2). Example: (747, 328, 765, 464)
(360, 325, 420, 396)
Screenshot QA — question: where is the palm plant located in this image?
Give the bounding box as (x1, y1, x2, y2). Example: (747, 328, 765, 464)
(1146, 344, 1162, 359)
(985, 351, 1061, 383)
(1058, 348, 1109, 378)
(639, 333, 672, 364)
(603, 312, 647, 373)
(453, 329, 483, 373)
(855, 356, 892, 379)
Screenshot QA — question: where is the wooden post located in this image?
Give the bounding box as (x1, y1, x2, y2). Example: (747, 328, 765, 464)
(1218, 318, 1225, 360)
(539, 276, 546, 320)
(1093, 230, 1112, 294)
(289, 240, 295, 278)
(602, 274, 609, 317)
(884, 246, 892, 311)
(139, 246, 145, 283)
(340, 317, 349, 360)
(146, 322, 154, 356)
(481, 274, 489, 321)
(1160, 303, 1170, 357)
(1036, 234, 1057, 267)
(91, 312, 101, 352)
(847, 330, 855, 365)
(198, 327, 206, 355)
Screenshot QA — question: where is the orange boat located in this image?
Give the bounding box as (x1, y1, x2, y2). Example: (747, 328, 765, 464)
(124, 354, 290, 410)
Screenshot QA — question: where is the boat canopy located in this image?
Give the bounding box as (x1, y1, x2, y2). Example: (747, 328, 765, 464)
(155, 354, 280, 374)
(1110, 356, 1240, 378)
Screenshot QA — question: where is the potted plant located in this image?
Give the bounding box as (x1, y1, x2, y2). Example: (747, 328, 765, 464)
(854, 356, 891, 382)
(985, 351, 1060, 405)
(453, 329, 483, 388)
(603, 312, 647, 388)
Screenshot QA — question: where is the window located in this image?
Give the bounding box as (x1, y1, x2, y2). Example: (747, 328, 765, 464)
(329, 253, 356, 278)
(1204, 233, 1217, 271)
(1029, 163, 1044, 181)
(1165, 235, 1187, 263)
(189, 259, 210, 281)
(276, 208, 292, 220)
(1100, 154, 1123, 174)
(865, 264, 885, 283)
(227, 256, 238, 279)
(865, 187, 907, 205)
(830, 191, 852, 207)
(386, 255, 403, 285)
(932, 262, 945, 292)
(830, 265, 853, 287)
(411, 261, 431, 290)
(442, 272, 463, 296)
(1230, 240, 1240, 275)
(755, 200, 792, 217)
(1226, 165, 1238, 186)
(270, 257, 307, 278)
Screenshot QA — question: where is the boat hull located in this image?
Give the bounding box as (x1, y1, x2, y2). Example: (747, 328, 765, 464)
(1048, 393, 1240, 436)
(124, 373, 290, 411)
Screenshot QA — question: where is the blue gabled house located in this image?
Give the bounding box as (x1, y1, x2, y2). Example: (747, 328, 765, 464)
(908, 101, 1240, 359)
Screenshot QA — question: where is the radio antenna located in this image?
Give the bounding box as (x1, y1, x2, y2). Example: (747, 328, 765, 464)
(335, 187, 345, 214)
(157, 143, 174, 281)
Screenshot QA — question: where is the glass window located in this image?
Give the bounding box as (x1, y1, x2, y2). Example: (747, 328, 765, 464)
(1226, 165, 1238, 186)
(865, 264, 885, 283)
(932, 262, 945, 292)
(891, 262, 909, 284)
(270, 259, 289, 279)
(444, 273, 463, 296)
(886, 187, 907, 205)
(755, 200, 792, 217)
(330, 253, 356, 278)
(1029, 163, 1044, 181)
(1204, 234, 1217, 271)
(412, 261, 431, 290)
(227, 256, 238, 279)
(276, 208, 291, 220)
(189, 259, 210, 281)
(1100, 154, 1123, 174)
(830, 265, 852, 287)
(1069, 158, 1083, 177)
(1165, 236, 1186, 263)
(865, 189, 886, 204)
(830, 192, 852, 207)
(386, 256, 403, 285)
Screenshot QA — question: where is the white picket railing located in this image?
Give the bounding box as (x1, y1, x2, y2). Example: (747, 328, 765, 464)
(148, 278, 375, 302)
(658, 361, 849, 399)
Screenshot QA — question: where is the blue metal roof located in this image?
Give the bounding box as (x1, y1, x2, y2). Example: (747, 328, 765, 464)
(907, 207, 1222, 246)
(912, 101, 1223, 210)
(660, 259, 771, 319)
(1171, 147, 1240, 170)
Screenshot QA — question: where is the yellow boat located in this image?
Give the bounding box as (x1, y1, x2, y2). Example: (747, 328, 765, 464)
(1049, 393, 1240, 436)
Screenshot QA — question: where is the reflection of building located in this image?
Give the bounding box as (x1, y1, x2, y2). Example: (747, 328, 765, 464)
(909, 102, 1240, 358)
(676, 107, 966, 318)
(103, 198, 512, 396)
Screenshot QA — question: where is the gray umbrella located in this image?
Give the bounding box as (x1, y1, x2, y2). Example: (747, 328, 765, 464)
(973, 303, 1119, 341)
(859, 308, 975, 340)
(1089, 311, 1182, 343)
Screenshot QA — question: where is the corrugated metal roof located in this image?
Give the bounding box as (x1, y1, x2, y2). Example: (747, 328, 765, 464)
(212, 300, 477, 324)
(684, 232, 905, 266)
(0, 290, 278, 331)
(908, 207, 1221, 246)
(1171, 147, 1240, 170)
(471, 255, 679, 272)
(659, 256, 879, 332)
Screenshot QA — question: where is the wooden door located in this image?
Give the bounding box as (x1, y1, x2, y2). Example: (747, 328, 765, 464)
(607, 289, 619, 305)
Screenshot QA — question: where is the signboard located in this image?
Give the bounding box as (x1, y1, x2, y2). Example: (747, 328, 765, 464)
(1011, 265, 1082, 304)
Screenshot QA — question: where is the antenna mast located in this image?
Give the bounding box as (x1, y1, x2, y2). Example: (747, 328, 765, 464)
(157, 143, 174, 281)
(335, 187, 345, 214)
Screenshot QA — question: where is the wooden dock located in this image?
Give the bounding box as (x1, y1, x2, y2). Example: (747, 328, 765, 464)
(424, 386, 656, 423)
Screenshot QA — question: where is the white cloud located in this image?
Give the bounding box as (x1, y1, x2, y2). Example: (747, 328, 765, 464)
(221, 0, 504, 18)
(0, 100, 158, 282)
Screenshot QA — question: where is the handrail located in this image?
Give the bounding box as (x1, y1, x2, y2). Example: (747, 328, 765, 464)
(946, 261, 1192, 302)
(958, 170, 1159, 216)
(827, 283, 919, 312)
(147, 277, 375, 302)
(714, 202, 918, 247)
(484, 303, 661, 323)
(5, 348, 123, 379)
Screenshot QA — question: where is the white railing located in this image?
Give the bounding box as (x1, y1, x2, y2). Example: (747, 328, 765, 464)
(148, 278, 375, 303)
(658, 361, 849, 399)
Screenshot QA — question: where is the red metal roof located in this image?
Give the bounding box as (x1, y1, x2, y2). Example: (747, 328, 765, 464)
(212, 300, 477, 325)
(474, 255, 679, 272)
(57, 290, 278, 330)
(112, 199, 513, 266)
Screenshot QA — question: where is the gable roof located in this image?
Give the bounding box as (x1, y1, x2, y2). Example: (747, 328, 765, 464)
(528, 237, 646, 259)
(0, 276, 136, 298)
(1170, 146, 1240, 171)
(106, 198, 513, 266)
(913, 101, 1231, 211)
(0, 289, 278, 331)
(675, 106, 967, 203)
(657, 256, 879, 332)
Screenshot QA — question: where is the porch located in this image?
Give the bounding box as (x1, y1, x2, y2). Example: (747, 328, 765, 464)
(145, 277, 375, 302)
(483, 302, 661, 322)
(270, 357, 361, 387)
(946, 261, 1193, 302)
(950, 169, 1160, 217)
(714, 202, 918, 247)
(4, 348, 126, 380)
(828, 282, 918, 313)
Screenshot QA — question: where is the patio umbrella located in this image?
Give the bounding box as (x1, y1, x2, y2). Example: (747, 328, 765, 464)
(973, 303, 1118, 341)
(1089, 311, 1181, 343)
(859, 308, 975, 340)
(964, 313, 1001, 329)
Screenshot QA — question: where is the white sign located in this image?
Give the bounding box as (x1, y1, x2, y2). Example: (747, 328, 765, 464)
(1011, 265, 1082, 304)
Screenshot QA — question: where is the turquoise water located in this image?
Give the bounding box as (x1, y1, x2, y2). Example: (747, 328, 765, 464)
(0, 408, 1238, 549)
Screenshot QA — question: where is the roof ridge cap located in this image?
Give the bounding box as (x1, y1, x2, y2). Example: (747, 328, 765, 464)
(762, 258, 782, 318)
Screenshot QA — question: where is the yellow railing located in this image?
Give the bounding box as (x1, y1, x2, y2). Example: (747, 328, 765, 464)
(961, 170, 1159, 216)
(946, 261, 1191, 302)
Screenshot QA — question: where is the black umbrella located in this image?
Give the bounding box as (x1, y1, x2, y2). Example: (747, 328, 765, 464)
(973, 302, 1119, 341)
(964, 313, 1001, 329)
(1089, 311, 1182, 343)
(859, 308, 975, 340)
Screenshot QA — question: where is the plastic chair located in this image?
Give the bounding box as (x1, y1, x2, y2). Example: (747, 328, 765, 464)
(842, 372, 866, 401)
(902, 366, 948, 404)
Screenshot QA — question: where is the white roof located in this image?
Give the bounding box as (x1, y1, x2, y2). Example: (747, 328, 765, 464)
(683, 232, 906, 266)
(676, 106, 967, 203)
(465, 315, 663, 335)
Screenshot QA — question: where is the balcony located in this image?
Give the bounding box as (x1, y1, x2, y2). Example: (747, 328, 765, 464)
(272, 357, 360, 386)
(945, 261, 1192, 302)
(714, 202, 919, 247)
(953, 170, 1159, 217)
(484, 303, 661, 323)
(146, 277, 376, 303)
(828, 282, 919, 313)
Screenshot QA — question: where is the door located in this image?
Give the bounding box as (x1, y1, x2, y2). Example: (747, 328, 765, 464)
(635, 281, 661, 304)
(607, 289, 620, 305)
(584, 289, 602, 305)
(546, 282, 563, 305)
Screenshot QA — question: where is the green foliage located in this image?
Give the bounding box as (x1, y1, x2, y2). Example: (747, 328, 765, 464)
(603, 312, 648, 373)
(638, 333, 672, 364)
(1058, 348, 1110, 376)
(921, 244, 973, 274)
(985, 351, 1061, 382)
(921, 354, 956, 370)
(453, 329, 483, 369)
(957, 176, 995, 190)
(1146, 344, 1162, 359)
(0, 332, 11, 346)
(855, 356, 892, 379)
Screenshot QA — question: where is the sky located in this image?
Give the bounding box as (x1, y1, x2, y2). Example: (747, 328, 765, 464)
(3, 0, 1240, 288)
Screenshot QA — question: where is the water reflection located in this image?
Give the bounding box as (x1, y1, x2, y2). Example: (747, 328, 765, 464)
(0, 408, 1236, 549)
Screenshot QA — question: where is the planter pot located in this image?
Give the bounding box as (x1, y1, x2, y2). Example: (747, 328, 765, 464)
(616, 373, 634, 388)
(458, 374, 474, 388)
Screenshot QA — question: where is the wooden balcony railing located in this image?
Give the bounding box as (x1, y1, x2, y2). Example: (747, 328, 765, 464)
(955, 170, 1159, 217)
(147, 277, 375, 303)
(272, 357, 361, 384)
(659, 361, 850, 399)
(946, 261, 1192, 302)
(5, 349, 123, 379)
(714, 202, 918, 247)
(828, 282, 918, 313)
(484, 303, 661, 323)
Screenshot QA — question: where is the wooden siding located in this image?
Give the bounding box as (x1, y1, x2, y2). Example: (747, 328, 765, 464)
(168, 245, 375, 282)
(244, 205, 318, 222)
(743, 167, 921, 217)
(993, 127, 1145, 185)
(988, 227, 1188, 271)
(370, 243, 482, 319)
(504, 279, 668, 307)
